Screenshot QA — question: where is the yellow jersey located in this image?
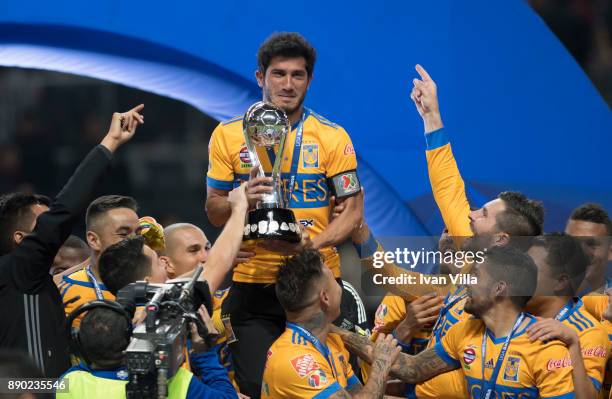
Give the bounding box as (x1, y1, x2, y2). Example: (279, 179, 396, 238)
(262, 326, 360, 398)
(207, 108, 358, 283)
(58, 267, 114, 328)
(582, 294, 612, 398)
(556, 299, 609, 394)
(414, 286, 470, 399)
(437, 315, 576, 399)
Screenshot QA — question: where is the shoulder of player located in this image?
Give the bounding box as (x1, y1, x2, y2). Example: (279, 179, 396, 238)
(306, 109, 344, 132)
(327, 332, 349, 352)
(62, 268, 89, 285)
(581, 294, 608, 318)
(266, 337, 323, 368)
(212, 116, 244, 139)
(220, 115, 244, 127)
(446, 316, 481, 338)
(564, 302, 604, 333)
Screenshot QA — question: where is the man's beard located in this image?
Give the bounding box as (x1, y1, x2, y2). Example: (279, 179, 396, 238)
(461, 234, 495, 253)
(263, 86, 306, 116)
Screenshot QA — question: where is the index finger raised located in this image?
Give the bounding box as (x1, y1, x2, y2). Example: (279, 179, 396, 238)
(129, 104, 145, 113)
(415, 64, 433, 82)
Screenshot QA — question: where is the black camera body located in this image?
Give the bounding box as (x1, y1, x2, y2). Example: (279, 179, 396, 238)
(116, 266, 212, 399)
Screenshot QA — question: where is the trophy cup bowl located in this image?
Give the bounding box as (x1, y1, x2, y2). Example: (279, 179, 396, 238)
(242, 102, 301, 243)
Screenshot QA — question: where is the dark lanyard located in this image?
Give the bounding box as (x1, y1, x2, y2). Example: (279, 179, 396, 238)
(285, 110, 308, 208)
(85, 265, 105, 300)
(480, 313, 525, 399)
(431, 286, 468, 343)
(287, 322, 338, 380)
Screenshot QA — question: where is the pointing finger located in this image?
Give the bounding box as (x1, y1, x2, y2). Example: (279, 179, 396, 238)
(130, 104, 145, 113)
(415, 64, 432, 82)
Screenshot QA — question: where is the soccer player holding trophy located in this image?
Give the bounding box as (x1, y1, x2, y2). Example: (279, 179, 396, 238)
(205, 33, 362, 398)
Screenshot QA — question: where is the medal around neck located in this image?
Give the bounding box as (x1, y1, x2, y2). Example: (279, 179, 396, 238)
(242, 101, 300, 243)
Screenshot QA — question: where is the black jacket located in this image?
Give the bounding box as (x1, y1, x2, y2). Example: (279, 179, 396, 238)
(0, 145, 112, 377)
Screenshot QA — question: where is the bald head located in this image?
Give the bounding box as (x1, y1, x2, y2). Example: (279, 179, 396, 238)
(162, 223, 211, 278)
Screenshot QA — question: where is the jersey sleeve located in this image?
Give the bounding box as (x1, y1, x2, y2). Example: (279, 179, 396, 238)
(424, 129, 473, 247)
(325, 127, 357, 177)
(533, 342, 576, 399)
(581, 295, 607, 321)
(579, 326, 610, 392)
(206, 124, 235, 191)
(433, 320, 463, 368)
(263, 349, 343, 399)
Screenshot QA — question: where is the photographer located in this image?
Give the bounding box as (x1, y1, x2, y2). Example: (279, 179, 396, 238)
(57, 306, 237, 399)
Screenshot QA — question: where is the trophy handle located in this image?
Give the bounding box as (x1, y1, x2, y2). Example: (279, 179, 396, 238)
(243, 133, 265, 177)
(271, 132, 289, 208)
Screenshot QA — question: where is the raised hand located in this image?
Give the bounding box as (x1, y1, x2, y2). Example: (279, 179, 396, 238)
(410, 65, 443, 133)
(101, 104, 144, 152)
(228, 183, 249, 214)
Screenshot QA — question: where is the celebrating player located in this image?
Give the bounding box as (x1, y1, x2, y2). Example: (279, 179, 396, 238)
(205, 32, 362, 398)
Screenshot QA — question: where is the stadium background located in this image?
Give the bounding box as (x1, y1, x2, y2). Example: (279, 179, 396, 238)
(0, 0, 610, 311)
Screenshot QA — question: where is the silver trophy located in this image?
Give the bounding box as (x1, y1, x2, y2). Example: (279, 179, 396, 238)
(242, 102, 300, 243)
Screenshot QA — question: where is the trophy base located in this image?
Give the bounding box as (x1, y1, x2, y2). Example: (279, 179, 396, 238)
(243, 208, 301, 243)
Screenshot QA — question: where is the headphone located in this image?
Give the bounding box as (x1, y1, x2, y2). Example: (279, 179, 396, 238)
(66, 300, 133, 366)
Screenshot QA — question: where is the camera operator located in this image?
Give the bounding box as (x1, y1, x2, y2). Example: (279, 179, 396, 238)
(57, 306, 238, 399)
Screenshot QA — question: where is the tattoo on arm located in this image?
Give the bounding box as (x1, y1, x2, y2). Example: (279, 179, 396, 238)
(335, 329, 374, 363)
(389, 348, 457, 384)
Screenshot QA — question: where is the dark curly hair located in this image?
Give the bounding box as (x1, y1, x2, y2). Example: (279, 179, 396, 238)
(276, 249, 324, 312)
(257, 32, 316, 77)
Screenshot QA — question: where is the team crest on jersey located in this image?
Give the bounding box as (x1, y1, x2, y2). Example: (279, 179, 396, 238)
(374, 304, 388, 331)
(291, 354, 320, 378)
(463, 347, 476, 365)
(302, 144, 319, 168)
(239, 145, 252, 168)
(308, 369, 327, 388)
(503, 356, 521, 382)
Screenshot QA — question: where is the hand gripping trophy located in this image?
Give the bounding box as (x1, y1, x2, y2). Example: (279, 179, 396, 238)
(242, 101, 301, 243)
